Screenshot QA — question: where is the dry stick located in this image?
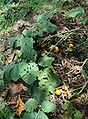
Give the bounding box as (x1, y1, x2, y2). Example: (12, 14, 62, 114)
(47, 31, 74, 55)
(78, 80, 88, 95)
(81, 58, 88, 68)
(38, 28, 75, 47)
(53, 28, 88, 46)
(71, 59, 88, 95)
(39, 28, 88, 47)
(77, 59, 88, 94)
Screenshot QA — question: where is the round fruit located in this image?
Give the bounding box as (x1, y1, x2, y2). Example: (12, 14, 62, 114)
(55, 89, 62, 95)
(68, 43, 73, 48)
(54, 46, 59, 53)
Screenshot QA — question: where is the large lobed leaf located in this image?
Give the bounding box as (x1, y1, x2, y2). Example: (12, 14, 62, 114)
(41, 100, 55, 113)
(36, 12, 57, 34)
(66, 7, 85, 18)
(33, 87, 46, 104)
(38, 55, 54, 67)
(22, 111, 48, 119)
(4, 62, 39, 85)
(38, 68, 60, 94)
(9, 34, 37, 61)
(25, 98, 38, 112)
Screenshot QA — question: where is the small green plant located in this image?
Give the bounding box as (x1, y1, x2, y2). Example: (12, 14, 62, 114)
(3, 12, 60, 119)
(61, 101, 82, 119)
(0, 100, 13, 119)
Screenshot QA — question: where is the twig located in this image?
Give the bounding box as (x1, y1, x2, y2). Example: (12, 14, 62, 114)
(81, 58, 88, 68)
(78, 80, 88, 95)
(38, 28, 88, 46)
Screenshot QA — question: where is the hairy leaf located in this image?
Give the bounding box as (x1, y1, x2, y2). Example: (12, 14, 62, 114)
(3, 62, 15, 81)
(9, 34, 37, 61)
(37, 12, 52, 23)
(73, 111, 82, 119)
(4, 62, 39, 84)
(38, 55, 54, 67)
(25, 98, 38, 112)
(36, 111, 48, 119)
(82, 17, 88, 25)
(36, 12, 57, 33)
(33, 87, 46, 104)
(22, 112, 37, 119)
(22, 28, 33, 37)
(22, 111, 48, 119)
(38, 68, 60, 94)
(66, 7, 85, 18)
(62, 101, 82, 118)
(41, 100, 55, 113)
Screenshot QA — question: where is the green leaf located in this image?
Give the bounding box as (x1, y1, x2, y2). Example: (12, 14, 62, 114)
(22, 112, 37, 119)
(62, 101, 82, 118)
(67, 48, 73, 52)
(55, 0, 65, 8)
(22, 111, 48, 119)
(73, 111, 82, 119)
(25, 98, 38, 112)
(38, 55, 54, 67)
(37, 12, 51, 23)
(38, 68, 60, 85)
(33, 87, 45, 104)
(38, 68, 60, 94)
(22, 28, 33, 37)
(42, 22, 57, 33)
(82, 17, 88, 25)
(10, 64, 20, 81)
(38, 68, 51, 80)
(66, 7, 85, 18)
(27, 49, 37, 61)
(41, 100, 55, 113)
(36, 111, 48, 119)
(4, 62, 39, 84)
(18, 62, 39, 84)
(39, 78, 55, 94)
(8, 34, 37, 61)
(35, 30, 43, 37)
(3, 62, 15, 81)
(20, 36, 36, 60)
(9, 36, 18, 48)
(62, 101, 75, 111)
(36, 12, 57, 33)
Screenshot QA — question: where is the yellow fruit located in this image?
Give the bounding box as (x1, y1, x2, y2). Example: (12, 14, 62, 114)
(54, 46, 59, 53)
(55, 89, 62, 95)
(68, 43, 73, 48)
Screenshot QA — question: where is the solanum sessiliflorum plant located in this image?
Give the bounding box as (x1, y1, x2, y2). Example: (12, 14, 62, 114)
(3, 12, 61, 119)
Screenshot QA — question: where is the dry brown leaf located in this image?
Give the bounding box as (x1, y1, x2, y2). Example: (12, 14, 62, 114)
(0, 91, 8, 98)
(8, 96, 18, 104)
(5, 51, 16, 64)
(9, 83, 27, 95)
(62, 26, 69, 32)
(16, 95, 25, 116)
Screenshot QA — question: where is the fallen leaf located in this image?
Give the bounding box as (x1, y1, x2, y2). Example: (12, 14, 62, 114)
(0, 91, 8, 98)
(9, 83, 27, 95)
(5, 51, 16, 64)
(16, 95, 25, 116)
(62, 26, 69, 32)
